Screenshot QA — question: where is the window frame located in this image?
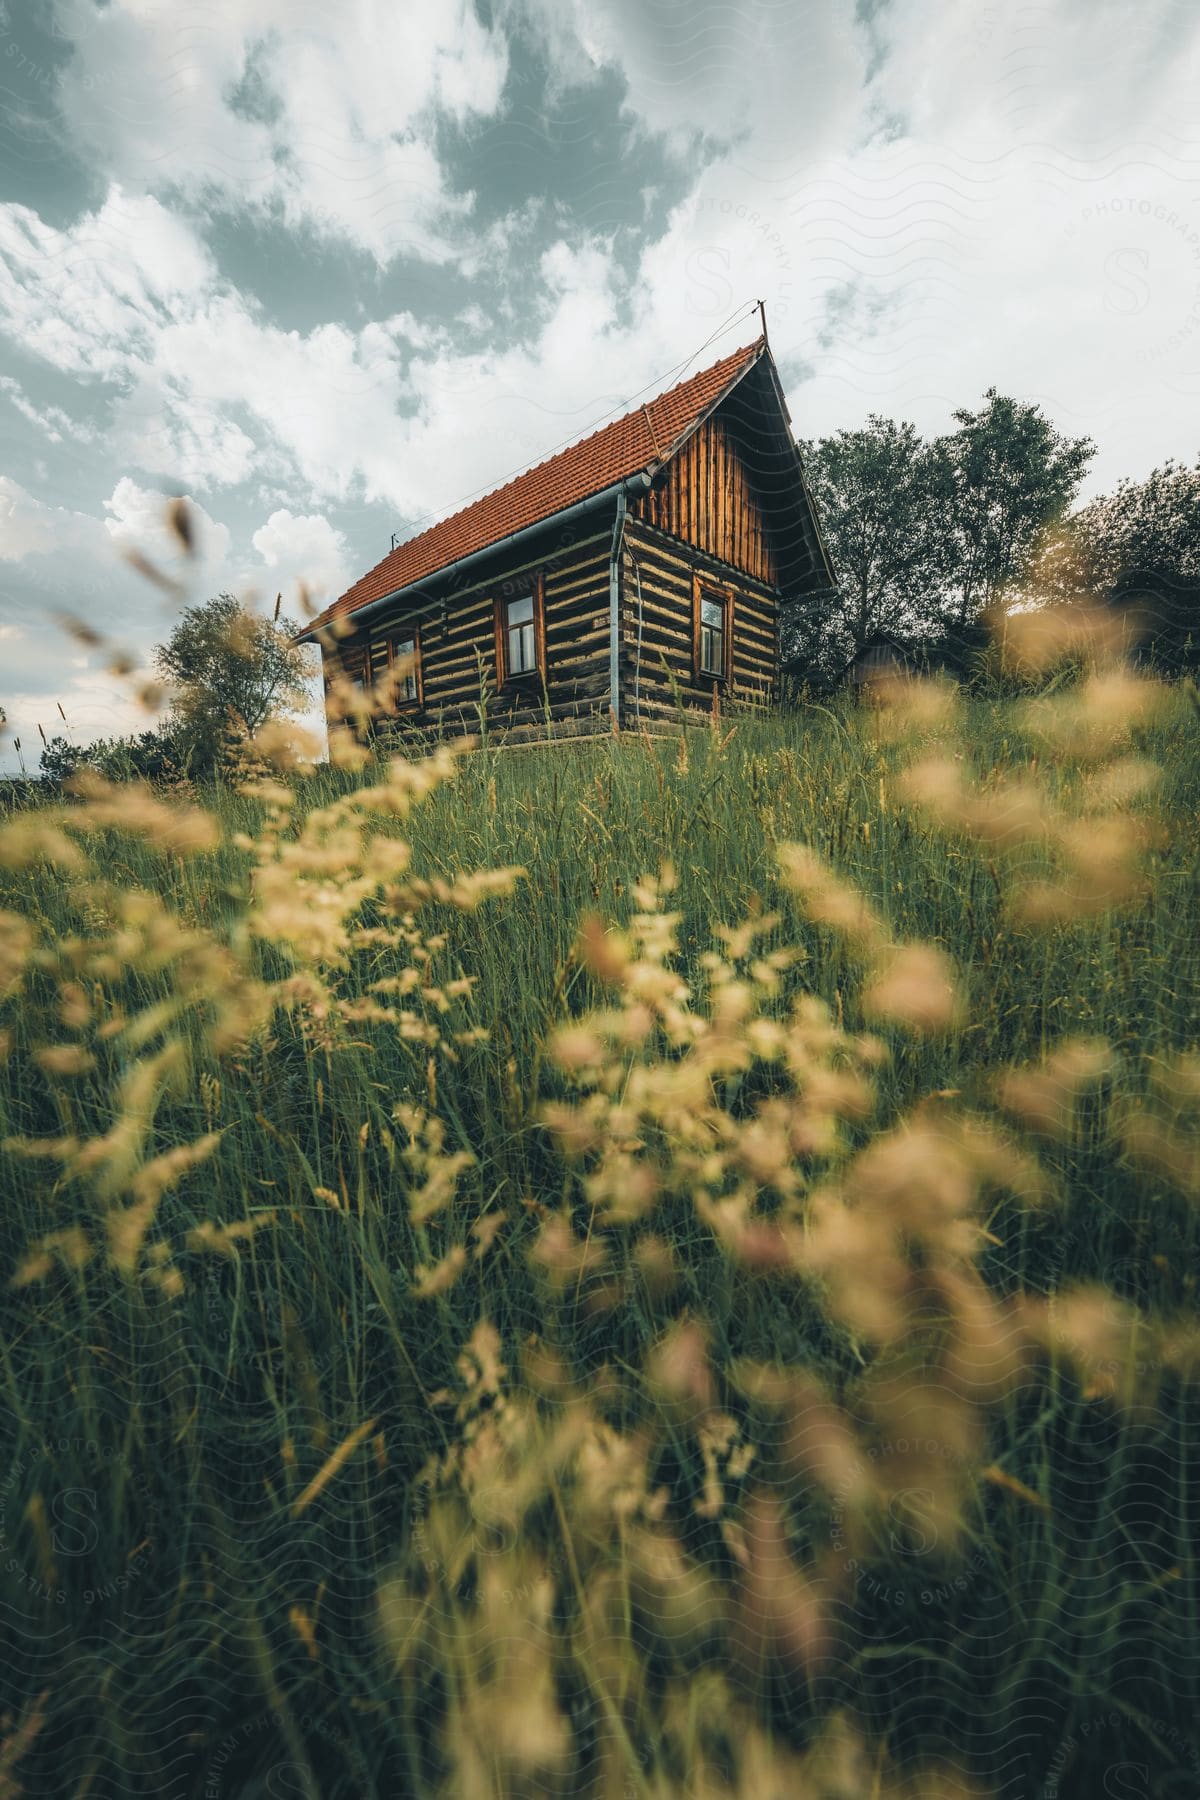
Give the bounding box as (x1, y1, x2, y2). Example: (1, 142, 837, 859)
(368, 622, 424, 711)
(386, 623, 424, 710)
(493, 573, 546, 689)
(691, 574, 734, 686)
(337, 643, 370, 692)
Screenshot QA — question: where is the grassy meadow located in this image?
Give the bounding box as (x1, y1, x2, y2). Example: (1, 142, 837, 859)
(1, 672, 1199, 1798)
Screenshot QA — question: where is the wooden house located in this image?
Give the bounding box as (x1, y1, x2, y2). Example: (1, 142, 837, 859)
(300, 335, 835, 743)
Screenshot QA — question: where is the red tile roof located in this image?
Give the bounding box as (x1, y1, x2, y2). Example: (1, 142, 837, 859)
(307, 336, 765, 633)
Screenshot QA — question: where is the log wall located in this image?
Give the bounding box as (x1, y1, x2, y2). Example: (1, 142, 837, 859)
(619, 518, 777, 730)
(325, 521, 616, 745)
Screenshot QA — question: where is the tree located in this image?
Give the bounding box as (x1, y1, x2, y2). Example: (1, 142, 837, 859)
(39, 727, 182, 786)
(1068, 460, 1200, 671)
(788, 395, 1094, 687)
(933, 390, 1094, 630)
(795, 418, 945, 674)
(156, 594, 308, 770)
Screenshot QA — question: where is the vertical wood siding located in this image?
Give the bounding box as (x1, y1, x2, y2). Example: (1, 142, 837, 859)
(635, 411, 777, 586)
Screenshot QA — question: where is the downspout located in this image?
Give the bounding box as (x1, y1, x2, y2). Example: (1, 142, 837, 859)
(629, 544, 645, 726)
(608, 488, 628, 727)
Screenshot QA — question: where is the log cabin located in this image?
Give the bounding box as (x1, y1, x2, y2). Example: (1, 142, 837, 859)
(300, 335, 835, 744)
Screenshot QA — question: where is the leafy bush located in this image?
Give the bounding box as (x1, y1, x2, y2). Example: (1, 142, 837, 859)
(38, 725, 186, 786)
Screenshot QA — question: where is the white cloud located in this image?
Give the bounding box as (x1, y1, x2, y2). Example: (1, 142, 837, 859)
(0, 475, 108, 562)
(50, 0, 509, 268)
(512, 0, 1200, 493)
(507, 0, 867, 156)
(0, 377, 83, 444)
(115, 364, 260, 490)
(0, 185, 391, 493)
(1, 0, 1196, 617)
(137, 302, 419, 500)
(0, 188, 660, 517)
(0, 476, 227, 666)
(3, 665, 160, 765)
(104, 476, 232, 573)
(750, 0, 1200, 489)
(0, 496, 164, 769)
(875, 0, 1199, 149)
(0, 187, 215, 379)
(251, 508, 351, 605)
(0, 476, 331, 773)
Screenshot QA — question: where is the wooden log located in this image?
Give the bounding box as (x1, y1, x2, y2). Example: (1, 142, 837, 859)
(544, 556, 610, 605)
(624, 520, 778, 599)
(621, 559, 774, 652)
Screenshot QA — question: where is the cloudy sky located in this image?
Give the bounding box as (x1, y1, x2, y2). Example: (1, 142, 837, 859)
(0, 0, 1197, 772)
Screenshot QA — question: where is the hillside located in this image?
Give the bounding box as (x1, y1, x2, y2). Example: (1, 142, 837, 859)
(1, 683, 1198, 1798)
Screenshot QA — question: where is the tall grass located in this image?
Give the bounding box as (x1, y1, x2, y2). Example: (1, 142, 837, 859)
(1, 677, 1198, 1798)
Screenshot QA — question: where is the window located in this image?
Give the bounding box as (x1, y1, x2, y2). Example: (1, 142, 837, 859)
(493, 575, 545, 685)
(368, 625, 422, 709)
(507, 594, 536, 674)
(341, 646, 369, 690)
(692, 576, 732, 684)
(700, 595, 724, 678)
(391, 634, 420, 703)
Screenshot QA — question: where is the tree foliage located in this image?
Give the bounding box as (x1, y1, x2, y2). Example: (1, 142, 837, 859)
(795, 418, 945, 674)
(1069, 460, 1200, 670)
(37, 596, 310, 785)
(156, 593, 308, 768)
(792, 391, 1096, 684)
(933, 389, 1094, 628)
(38, 727, 183, 786)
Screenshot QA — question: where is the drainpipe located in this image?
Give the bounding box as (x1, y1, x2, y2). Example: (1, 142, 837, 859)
(608, 488, 628, 727)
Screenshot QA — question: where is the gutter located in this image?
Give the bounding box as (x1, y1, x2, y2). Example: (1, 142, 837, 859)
(298, 471, 652, 646)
